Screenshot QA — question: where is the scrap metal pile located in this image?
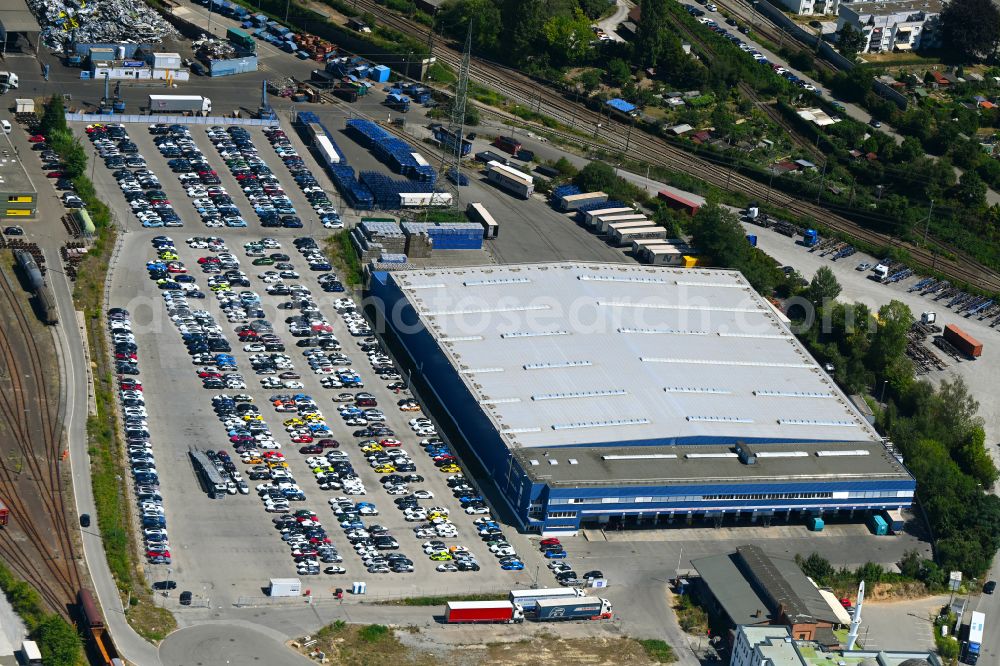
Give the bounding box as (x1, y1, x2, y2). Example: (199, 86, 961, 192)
(193, 36, 237, 61)
(30, 0, 177, 50)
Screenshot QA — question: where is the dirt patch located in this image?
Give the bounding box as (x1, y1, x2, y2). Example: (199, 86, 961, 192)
(832, 581, 930, 601)
(296, 624, 675, 665)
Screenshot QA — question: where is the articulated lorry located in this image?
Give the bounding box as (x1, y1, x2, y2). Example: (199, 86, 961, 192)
(530, 596, 613, 621)
(148, 94, 213, 114)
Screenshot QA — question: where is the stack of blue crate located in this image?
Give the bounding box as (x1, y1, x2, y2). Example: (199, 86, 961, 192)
(360, 220, 403, 239)
(359, 172, 437, 209)
(553, 184, 581, 200)
(401, 222, 484, 250)
(575, 199, 626, 222)
(296, 112, 373, 209)
(346, 119, 436, 182)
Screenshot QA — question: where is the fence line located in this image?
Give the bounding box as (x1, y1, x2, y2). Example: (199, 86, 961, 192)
(64, 112, 280, 127)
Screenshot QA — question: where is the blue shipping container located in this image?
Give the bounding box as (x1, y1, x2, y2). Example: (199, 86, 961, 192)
(370, 64, 391, 83)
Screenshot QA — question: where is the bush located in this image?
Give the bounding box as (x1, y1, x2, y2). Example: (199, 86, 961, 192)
(358, 624, 391, 642)
(0, 562, 83, 665)
(639, 639, 677, 663)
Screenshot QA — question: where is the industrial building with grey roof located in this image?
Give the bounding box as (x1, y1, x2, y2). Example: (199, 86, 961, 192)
(369, 262, 915, 534)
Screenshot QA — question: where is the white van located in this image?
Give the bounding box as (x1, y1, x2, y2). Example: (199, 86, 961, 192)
(1, 120, 11, 134)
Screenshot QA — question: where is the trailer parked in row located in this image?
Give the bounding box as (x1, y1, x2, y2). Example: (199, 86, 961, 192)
(445, 601, 525, 623)
(530, 596, 613, 621)
(485, 161, 534, 198)
(582, 206, 632, 226)
(595, 213, 648, 234)
(467, 202, 499, 239)
(611, 224, 667, 247)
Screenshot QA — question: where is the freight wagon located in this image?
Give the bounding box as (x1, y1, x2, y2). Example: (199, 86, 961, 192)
(657, 189, 701, 215)
(485, 161, 534, 198)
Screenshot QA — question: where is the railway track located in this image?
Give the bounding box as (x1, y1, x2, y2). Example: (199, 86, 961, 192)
(308, 0, 1000, 292)
(0, 260, 80, 615)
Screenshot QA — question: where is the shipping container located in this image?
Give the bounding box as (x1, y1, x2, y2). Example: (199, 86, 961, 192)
(867, 513, 888, 536)
(942, 324, 982, 359)
(445, 601, 524, 623)
(808, 516, 825, 531)
(610, 224, 667, 247)
(485, 161, 534, 198)
(370, 64, 391, 82)
(493, 135, 521, 154)
(557, 191, 607, 212)
(657, 189, 701, 215)
(594, 213, 647, 234)
(467, 202, 499, 239)
(333, 86, 359, 102)
(227, 27, 256, 52)
(21, 640, 41, 664)
(883, 509, 905, 534)
(475, 150, 508, 166)
(583, 206, 632, 226)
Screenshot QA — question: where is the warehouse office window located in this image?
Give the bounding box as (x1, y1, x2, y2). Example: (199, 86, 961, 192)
(547, 511, 577, 519)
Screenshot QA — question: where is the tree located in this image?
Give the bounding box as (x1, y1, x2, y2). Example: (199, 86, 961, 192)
(796, 553, 835, 583)
(500, 0, 545, 62)
(38, 95, 66, 138)
(868, 300, 914, 389)
(807, 266, 842, 307)
(899, 549, 923, 579)
(575, 160, 617, 192)
(438, 0, 502, 52)
(836, 24, 865, 61)
(955, 171, 988, 208)
(35, 615, 83, 666)
(607, 58, 632, 87)
(577, 69, 601, 92)
(634, 0, 670, 68)
(940, 0, 1000, 63)
(541, 9, 593, 65)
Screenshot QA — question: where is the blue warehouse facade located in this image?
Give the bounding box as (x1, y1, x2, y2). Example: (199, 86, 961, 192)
(369, 264, 916, 535)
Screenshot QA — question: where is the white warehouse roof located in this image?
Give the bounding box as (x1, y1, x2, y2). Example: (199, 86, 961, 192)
(389, 262, 882, 449)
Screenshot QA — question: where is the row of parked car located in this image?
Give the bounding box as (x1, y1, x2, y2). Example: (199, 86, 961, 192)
(207, 125, 304, 229)
(688, 10, 818, 92)
(110, 302, 173, 565)
(262, 126, 343, 229)
(26, 129, 84, 209)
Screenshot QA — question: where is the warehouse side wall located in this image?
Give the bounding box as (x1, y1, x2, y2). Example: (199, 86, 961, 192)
(368, 272, 536, 529)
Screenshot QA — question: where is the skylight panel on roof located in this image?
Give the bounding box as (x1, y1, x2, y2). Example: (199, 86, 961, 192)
(532, 389, 626, 401)
(674, 280, 747, 289)
(523, 360, 592, 370)
(463, 278, 532, 286)
(685, 453, 740, 459)
(440, 335, 484, 342)
(618, 327, 710, 336)
(686, 415, 754, 423)
(578, 275, 674, 284)
(778, 419, 857, 427)
(642, 357, 814, 368)
(551, 418, 649, 430)
(501, 330, 570, 339)
(599, 301, 763, 313)
(664, 386, 732, 394)
(602, 454, 678, 460)
(425, 304, 550, 316)
(815, 449, 871, 457)
(461, 367, 505, 374)
(754, 390, 835, 398)
(755, 451, 809, 458)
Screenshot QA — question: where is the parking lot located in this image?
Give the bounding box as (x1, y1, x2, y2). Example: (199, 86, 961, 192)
(89, 118, 581, 609)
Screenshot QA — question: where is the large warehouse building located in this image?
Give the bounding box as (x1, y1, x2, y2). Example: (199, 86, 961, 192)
(369, 262, 915, 535)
